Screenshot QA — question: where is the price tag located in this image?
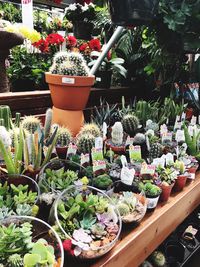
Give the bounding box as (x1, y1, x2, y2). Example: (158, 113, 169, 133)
(174, 121, 182, 130)
(121, 155, 128, 167)
(80, 153, 90, 166)
(181, 112, 186, 121)
(120, 166, 135, 185)
(175, 130, 185, 143)
(191, 116, 197, 126)
(91, 148, 104, 162)
(129, 145, 142, 162)
(67, 143, 77, 156)
(93, 160, 106, 173)
(161, 132, 172, 144)
(188, 125, 194, 136)
(102, 122, 107, 139)
(62, 77, 75, 84)
(165, 153, 174, 166)
(175, 115, 181, 123)
(95, 137, 103, 150)
(160, 124, 168, 135)
(125, 136, 134, 146)
(140, 163, 155, 175)
(152, 157, 165, 168)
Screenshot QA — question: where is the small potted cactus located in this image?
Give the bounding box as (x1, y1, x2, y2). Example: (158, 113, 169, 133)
(121, 114, 139, 137)
(105, 122, 126, 153)
(45, 51, 95, 111)
(55, 126, 72, 159)
(174, 160, 188, 191)
(139, 182, 162, 210)
(76, 133, 95, 154)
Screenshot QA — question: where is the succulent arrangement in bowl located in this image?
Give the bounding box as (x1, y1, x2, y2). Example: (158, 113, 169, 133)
(54, 185, 122, 259)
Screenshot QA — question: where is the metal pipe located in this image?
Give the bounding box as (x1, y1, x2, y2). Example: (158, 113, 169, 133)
(89, 26, 124, 76)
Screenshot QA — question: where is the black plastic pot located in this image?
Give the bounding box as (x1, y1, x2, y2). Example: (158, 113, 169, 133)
(95, 70, 112, 89)
(73, 21, 93, 40)
(165, 240, 186, 263)
(108, 0, 159, 26)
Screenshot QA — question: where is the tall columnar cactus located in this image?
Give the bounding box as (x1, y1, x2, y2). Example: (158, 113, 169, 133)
(121, 114, 139, 137)
(76, 133, 95, 154)
(0, 105, 13, 130)
(56, 127, 72, 147)
(50, 51, 90, 76)
(111, 122, 123, 145)
(44, 108, 53, 139)
(79, 123, 101, 137)
(15, 112, 21, 128)
(21, 116, 40, 134)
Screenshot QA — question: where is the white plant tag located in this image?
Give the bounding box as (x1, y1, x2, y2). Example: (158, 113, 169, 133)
(146, 135, 150, 151)
(191, 116, 197, 126)
(160, 124, 168, 135)
(102, 122, 107, 139)
(80, 153, 90, 166)
(174, 121, 182, 130)
(121, 155, 128, 167)
(161, 132, 172, 144)
(120, 166, 134, 185)
(152, 157, 165, 168)
(62, 77, 75, 84)
(165, 153, 174, 166)
(95, 137, 103, 150)
(175, 130, 185, 143)
(93, 160, 106, 173)
(188, 125, 194, 136)
(181, 112, 186, 121)
(140, 163, 155, 175)
(67, 143, 77, 156)
(125, 135, 134, 146)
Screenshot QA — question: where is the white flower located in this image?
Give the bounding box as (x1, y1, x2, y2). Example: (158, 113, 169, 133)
(82, 5, 89, 12)
(67, 4, 77, 11)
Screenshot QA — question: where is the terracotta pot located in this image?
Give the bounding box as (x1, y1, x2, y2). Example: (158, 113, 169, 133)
(105, 139, 126, 154)
(187, 165, 199, 180)
(173, 174, 188, 192)
(45, 73, 95, 110)
(56, 146, 68, 159)
(159, 183, 174, 202)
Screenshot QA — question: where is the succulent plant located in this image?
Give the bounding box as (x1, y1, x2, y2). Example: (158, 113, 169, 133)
(151, 251, 166, 267)
(122, 114, 139, 137)
(91, 223, 107, 237)
(117, 203, 130, 216)
(133, 133, 146, 144)
(50, 51, 90, 76)
(80, 211, 97, 230)
(79, 123, 101, 138)
(8, 254, 23, 267)
(93, 174, 112, 190)
(0, 105, 13, 130)
(16, 203, 32, 216)
(145, 121, 159, 132)
(44, 108, 53, 139)
(111, 122, 123, 145)
(149, 143, 163, 162)
(76, 133, 95, 154)
(21, 115, 40, 134)
(56, 126, 72, 147)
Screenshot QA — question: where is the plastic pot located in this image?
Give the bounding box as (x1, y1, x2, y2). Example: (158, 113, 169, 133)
(56, 146, 68, 159)
(173, 174, 188, 192)
(159, 183, 174, 202)
(146, 193, 160, 211)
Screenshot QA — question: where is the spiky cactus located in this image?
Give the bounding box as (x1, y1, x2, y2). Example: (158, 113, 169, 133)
(149, 143, 162, 162)
(122, 114, 139, 137)
(56, 127, 72, 147)
(0, 105, 13, 130)
(76, 133, 95, 154)
(111, 122, 123, 145)
(44, 108, 53, 139)
(151, 251, 166, 267)
(50, 51, 90, 76)
(8, 254, 23, 267)
(21, 116, 40, 133)
(79, 123, 101, 137)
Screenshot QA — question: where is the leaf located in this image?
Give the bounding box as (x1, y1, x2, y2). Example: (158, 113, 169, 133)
(0, 138, 15, 174)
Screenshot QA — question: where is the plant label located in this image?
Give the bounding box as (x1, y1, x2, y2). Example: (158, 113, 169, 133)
(125, 135, 134, 146)
(80, 153, 90, 166)
(152, 158, 165, 168)
(102, 122, 107, 139)
(95, 137, 103, 150)
(93, 160, 106, 173)
(62, 77, 75, 84)
(175, 130, 185, 143)
(181, 112, 186, 121)
(67, 143, 77, 156)
(146, 135, 150, 151)
(160, 124, 168, 135)
(140, 163, 155, 175)
(175, 115, 181, 123)
(174, 121, 182, 131)
(188, 125, 194, 136)
(165, 153, 174, 166)
(120, 166, 135, 185)
(91, 148, 104, 162)
(161, 132, 172, 144)
(191, 116, 197, 126)
(129, 145, 142, 162)
(121, 155, 128, 167)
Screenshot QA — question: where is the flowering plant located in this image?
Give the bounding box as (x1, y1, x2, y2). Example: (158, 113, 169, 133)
(33, 33, 64, 53)
(65, 3, 96, 22)
(49, 16, 73, 32)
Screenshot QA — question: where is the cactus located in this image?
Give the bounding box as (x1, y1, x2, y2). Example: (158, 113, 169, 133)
(15, 112, 21, 128)
(50, 51, 90, 76)
(151, 251, 166, 267)
(0, 118, 4, 126)
(21, 116, 40, 134)
(133, 133, 146, 144)
(0, 105, 13, 130)
(117, 203, 130, 216)
(80, 123, 101, 137)
(111, 122, 123, 145)
(122, 114, 139, 137)
(149, 143, 162, 162)
(44, 108, 53, 139)
(56, 127, 72, 147)
(76, 133, 95, 154)
(7, 254, 23, 267)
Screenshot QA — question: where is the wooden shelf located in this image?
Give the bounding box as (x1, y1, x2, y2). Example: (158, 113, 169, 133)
(68, 174, 200, 267)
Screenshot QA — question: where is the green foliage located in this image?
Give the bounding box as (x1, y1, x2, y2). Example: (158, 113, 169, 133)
(139, 182, 161, 197)
(183, 124, 200, 158)
(0, 2, 21, 23)
(80, 211, 97, 230)
(93, 174, 112, 190)
(8, 253, 23, 267)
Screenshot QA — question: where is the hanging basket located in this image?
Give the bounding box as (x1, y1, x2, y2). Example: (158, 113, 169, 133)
(108, 0, 159, 26)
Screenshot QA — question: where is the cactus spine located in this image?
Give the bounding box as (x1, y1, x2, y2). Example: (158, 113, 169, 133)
(44, 108, 53, 139)
(7, 254, 23, 267)
(0, 105, 13, 130)
(76, 133, 95, 154)
(50, 51, 89, 76)
(79, 123, 101, 137)
(122, 114, 139, 137)
(111, 122, 123, 145)
(21, 116, 40, 134)
(56, 127, 72, 147)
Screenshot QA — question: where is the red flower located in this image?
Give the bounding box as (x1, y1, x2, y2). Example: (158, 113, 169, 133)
(33, 39, 49, 53)
(89, 38, 101, 52)
(46, 33, 64, 45)
(62, 239, 74, 256)
(76, 0, 93, 4)
(79, 42, 88, 52)
(67, 36, 77, 47)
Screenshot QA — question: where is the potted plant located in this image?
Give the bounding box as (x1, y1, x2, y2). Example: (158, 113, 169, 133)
(64, 3, 96, 40)
(108, 0, 159, 26)
(156, 166, 177, 202)
(174, 160, 188, 192)
(55, 126, 72, 159)
(93, 173, 113, 191)
(45, 51, 95, 111)
(105, 122, 126, 153)
(139, 182, 161, 210)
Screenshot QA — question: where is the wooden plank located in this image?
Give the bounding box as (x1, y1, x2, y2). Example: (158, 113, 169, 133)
(67, 175, 200, 267)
